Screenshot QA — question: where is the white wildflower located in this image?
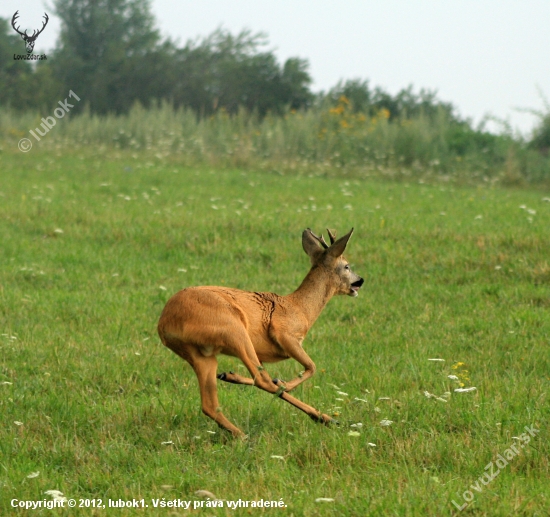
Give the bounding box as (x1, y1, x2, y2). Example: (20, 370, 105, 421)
(428, 358, 445, 362)
(45, 490, 66, 502)
(447, 375, 459, 381)
(380, 419, 393, 426)
(27, 472, 40, 479)
(315, 498, 335, 503)
(271, 455, 285, 460)
(195, 490, 219, 500)
(337, 391, 349, 396)
(454, 387, 477, 393)
(348, 431, 360, 437)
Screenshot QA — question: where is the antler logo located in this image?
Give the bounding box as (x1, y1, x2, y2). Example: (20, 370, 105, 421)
(11, 11, 49, 55)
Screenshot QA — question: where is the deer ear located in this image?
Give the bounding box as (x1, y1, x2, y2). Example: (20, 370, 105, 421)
(327, 228, 354, 258)
(302, 229, 324, 263)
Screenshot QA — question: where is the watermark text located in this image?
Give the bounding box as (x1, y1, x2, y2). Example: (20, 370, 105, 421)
(18, 90, 80, 152)
(451, 424, 539, 511)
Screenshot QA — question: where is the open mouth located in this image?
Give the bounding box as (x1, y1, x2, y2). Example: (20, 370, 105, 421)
(350, 278, 364, 295)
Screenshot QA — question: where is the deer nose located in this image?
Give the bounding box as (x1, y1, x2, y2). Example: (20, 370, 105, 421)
(352, 278, 364, 288)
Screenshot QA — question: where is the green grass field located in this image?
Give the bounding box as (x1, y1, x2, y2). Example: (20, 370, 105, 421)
(1, 147, 548, 516)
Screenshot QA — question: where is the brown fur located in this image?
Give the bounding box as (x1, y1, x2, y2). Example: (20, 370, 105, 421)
(157, 228, 363, 437)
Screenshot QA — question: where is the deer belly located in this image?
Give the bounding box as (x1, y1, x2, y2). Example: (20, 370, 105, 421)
(253, 339, 289, 363)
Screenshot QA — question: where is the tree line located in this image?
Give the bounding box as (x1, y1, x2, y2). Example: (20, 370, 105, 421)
(1, 0, 456, 119)
(1, 0, 548, 156)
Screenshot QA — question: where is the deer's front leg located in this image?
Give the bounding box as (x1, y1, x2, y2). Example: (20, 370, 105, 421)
(275, 336, 316, 392)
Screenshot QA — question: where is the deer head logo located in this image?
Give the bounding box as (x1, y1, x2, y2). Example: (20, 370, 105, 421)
(11, 11, 49, 55)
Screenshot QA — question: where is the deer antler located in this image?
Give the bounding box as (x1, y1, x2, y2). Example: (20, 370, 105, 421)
(32, 13, 49, 39)
(11, 11, 49, 40)
(308, 229, 329, 249)
(11, 11, 25, 37)
(326, 229, 337, 245)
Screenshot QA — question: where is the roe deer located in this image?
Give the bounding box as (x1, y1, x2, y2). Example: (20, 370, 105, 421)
(157, 228, 364, 437)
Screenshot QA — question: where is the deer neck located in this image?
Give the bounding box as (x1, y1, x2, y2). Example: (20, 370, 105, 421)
(287, 265, 336, 328)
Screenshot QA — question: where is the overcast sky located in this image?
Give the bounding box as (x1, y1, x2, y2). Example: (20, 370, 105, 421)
(2, 0, 549, 135)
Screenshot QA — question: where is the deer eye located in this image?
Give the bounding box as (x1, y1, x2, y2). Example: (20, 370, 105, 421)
(344, 264, 350, 270)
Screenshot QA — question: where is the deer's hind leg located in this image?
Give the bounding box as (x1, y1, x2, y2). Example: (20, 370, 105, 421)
(217, 370, 284, 387)
(189, 353, 245, 437)
(217, 370, 255, 385)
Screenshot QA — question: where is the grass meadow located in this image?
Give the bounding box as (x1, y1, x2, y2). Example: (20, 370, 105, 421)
(0, 145, 549, 516)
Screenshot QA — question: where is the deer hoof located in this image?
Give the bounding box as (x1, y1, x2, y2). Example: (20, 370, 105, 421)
(317, 413, 338, 426)
(217, 372, 227, 381)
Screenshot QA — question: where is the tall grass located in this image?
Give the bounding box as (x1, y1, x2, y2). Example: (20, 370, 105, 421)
(2, 99, 549, 185)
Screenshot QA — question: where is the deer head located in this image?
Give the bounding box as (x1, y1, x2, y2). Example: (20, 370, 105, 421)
(302, 228, 364, 297)
(11, 11, 49, 54)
